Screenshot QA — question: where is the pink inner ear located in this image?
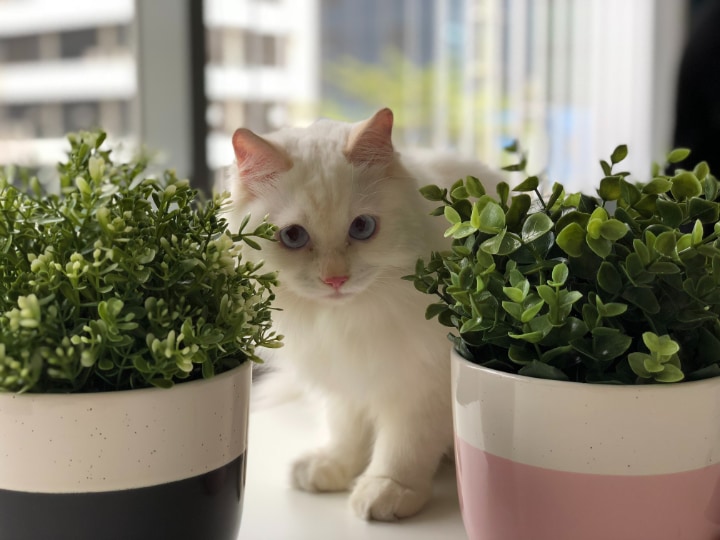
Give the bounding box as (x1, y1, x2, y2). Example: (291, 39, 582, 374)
(345, 107, 395, 166)
(232, 128, 292, 189)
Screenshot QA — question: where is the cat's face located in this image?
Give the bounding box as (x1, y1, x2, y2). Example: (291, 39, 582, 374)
(230, 109, 424, 304)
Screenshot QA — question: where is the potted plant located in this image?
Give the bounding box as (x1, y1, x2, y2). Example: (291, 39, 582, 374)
(408, 144, 720, 540)
(0, 131, 280, 540)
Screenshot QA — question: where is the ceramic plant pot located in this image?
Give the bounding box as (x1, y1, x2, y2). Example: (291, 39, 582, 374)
(451, 349, 720, 540)
(0, 361, 251, 540)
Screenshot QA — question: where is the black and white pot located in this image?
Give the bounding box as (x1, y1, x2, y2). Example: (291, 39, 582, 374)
(0, 361, 251, 540)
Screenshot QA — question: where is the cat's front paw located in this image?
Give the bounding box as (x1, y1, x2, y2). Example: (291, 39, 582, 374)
(291, 451, 354, 492)
(350, 475, 431, 521)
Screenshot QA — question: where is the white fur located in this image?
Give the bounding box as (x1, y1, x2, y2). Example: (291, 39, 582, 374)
(227, 114, 504, 521)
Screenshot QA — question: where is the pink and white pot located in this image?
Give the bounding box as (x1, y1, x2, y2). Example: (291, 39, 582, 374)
(452, 349, 720, 540)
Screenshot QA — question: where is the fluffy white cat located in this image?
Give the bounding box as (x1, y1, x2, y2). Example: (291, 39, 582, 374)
(226, 108, 503, 521)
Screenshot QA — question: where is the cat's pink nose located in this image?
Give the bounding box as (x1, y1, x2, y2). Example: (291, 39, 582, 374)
(323, 275, 349, 290)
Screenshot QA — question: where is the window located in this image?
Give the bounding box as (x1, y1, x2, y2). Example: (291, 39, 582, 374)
(60, 29, 98, 59)
(0, 105, 41, 138)
(62, 102, 100, 133)
(244, 32, 282, 67)
(242, 101, 275, 133)
(0, 35, 40, 63)
(0, 0, 691, 195)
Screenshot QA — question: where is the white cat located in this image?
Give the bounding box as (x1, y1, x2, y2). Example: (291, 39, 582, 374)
(226, 108, 504, 521)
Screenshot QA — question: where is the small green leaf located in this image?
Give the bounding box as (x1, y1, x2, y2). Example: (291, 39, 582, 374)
(518, 360, 569, 381)
(460, 318, 483, 334)
(692, 219, 704, 245)
(536, 284, 556, 305)
(656, 199, 684, 228)
(419, 184, 445, 201)
(470, 202, 481, 229)
(655, 231, 677, 257)
(497, 182, 510, 207)
(654, 364, 684, 383)
(201, 359, 215, 379)
(513, 176, 539, 192)
(559, 290, 583, 307)
(597, 261, 622, 294)
(521, 213, 553, 244)
(556, 222, 586, 257)
(505, 194, 532, 232)
(642, 177, 673, 195)
(643, 357, 664, 373)
(667, 148, 691, 164)
(611, 144, 628, 164)
(647, 262, 680, 274)
(671, 171, 703, 200)
(425, 303, 448, 320)
(480, 230, 521, 256)
(600, 160, 612, 176)
(478, 202, 506, 233)
(551, 263, 569, 286)
(694, 161, 710, 181)
(451, 224, 477, 239)
(444, 206, 461, 224)
(521, 297, 545, 323)
(642, 332, 680, 356)
(688, 198, 719, 224)
(586, 236, 612, 258)
(597, 301, 627, 318)
(508, 345, 536, 365)
(592, 329, 632, 360)
(622, 287, 660, 314)
(465, 176, 485, 198)
(634, 194, 658, 216)
(451, 185, 469, 200)
(628, 352, 652, 378)
(599, 219, 629, 241)
(496, 232, 523, 255)
(502, 161, 527, 172)
(503, 286, 527, 303)
(509, 330, 546, 343)
(582, 303, 599, 330)
(502, 301, 524, 320)
(598, 176, 622, 200)
(587, 217, 604, 240)
(547, 182, 565, 209)
(633, 239, 650, 265)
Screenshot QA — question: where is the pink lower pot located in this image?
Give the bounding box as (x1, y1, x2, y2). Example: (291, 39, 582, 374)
(451, 349, 720, 540)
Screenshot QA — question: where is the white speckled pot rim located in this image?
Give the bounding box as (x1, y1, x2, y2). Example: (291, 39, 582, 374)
(0, 362, 251, 493)
(452, 349, 720, 475)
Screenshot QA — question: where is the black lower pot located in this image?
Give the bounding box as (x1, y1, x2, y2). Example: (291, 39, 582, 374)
(0, 363, 252, 540)
(0, 455, 246, 540)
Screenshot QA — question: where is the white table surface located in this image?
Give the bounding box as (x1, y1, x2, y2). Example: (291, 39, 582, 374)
(239, 398, 468, 540)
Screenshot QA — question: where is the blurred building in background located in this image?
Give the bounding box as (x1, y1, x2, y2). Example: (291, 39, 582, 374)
(0, 0, 135, 168)
(204, 0, 319, 175)
(0, 0, 691, 192)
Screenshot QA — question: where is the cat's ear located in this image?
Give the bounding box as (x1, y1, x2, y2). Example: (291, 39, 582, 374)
(232, 128, 292, 192)
(345, 107, 395, 167)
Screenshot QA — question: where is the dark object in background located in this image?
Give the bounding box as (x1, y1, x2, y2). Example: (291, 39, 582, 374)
(673, 0, 720, 172)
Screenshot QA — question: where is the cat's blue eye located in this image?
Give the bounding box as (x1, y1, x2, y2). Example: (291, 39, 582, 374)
(348, 215, 377, 241)
(278, 225, 309, 249)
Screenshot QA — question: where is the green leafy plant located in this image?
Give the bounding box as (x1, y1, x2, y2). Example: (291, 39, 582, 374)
(0, 131, 281, 393)
(409, 143, 720, 384)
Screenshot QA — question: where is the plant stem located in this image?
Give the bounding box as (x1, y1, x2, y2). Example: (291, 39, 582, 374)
(534, 188, 548, 212)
